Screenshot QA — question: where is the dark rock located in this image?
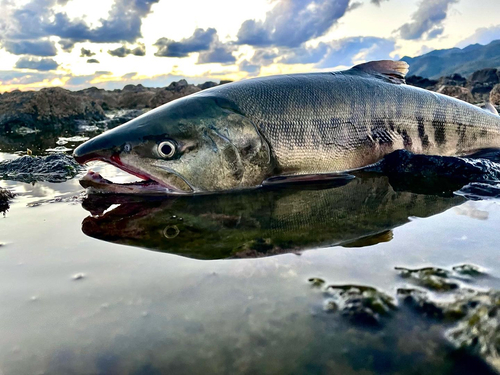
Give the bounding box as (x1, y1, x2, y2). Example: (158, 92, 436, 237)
(469, 68, 499, 85)
(367, 150, 500, 194)
(0, 87, 106, 131)
(118, 90, 156, 109)
(198, 81, 218, 90)
(148, 90, 175, 109)
(219, 80, 233, 85)
(438, 73, 467, 87)
(468, 68, 500, 102)
(148, 84, 201, 109)
(406, 75, 438, 89)
(0, 154, 83, 183)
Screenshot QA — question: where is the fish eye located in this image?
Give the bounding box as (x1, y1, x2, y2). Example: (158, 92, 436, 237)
(123, 143, 132, 153)
(158, 140, 176, 158)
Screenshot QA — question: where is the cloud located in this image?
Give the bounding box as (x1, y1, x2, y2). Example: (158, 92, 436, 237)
(15, 57, 59, 71)
(197, 45, 235, 64)
(2, 0, 159, 50)
(154, 28, 216, 57)
(122, 72, 137, 79)
(0, 70, 61, 85)
(371, 0, 389, 5)
(396, 0, 458, 40)
(317, 37, 396, 67)
(239, 60, 261, 75)
(87, 59, 100, 63)
(236, 0, 350, 48)
(278, 36, 396, 68)
(457, 25, 500, 48)
(155, 28, 235, 64)
(2, 39, 57, 56)
(108, 44, 146, 57)
(80, 48, 95, 57)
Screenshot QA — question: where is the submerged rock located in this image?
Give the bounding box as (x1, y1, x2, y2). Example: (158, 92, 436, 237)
(0, 154, 82, 183)
(313, 264, 500, 372)
(323, 284, 396, 327)
(396, 266, 459, 292)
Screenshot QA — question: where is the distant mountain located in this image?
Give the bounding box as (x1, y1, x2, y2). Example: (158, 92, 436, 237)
(401, 40, 500, 79)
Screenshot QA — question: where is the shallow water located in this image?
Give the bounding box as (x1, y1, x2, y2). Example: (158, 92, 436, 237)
(1, 131, 500, 374)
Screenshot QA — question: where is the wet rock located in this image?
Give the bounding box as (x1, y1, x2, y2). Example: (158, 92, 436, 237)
(398, 285, 500, 372)
(396, 266, 459, 292)
(367, 150, 500, 196)
(452, 264, 485, 277)
(436, 85, 474, 103)
(447, 291, 500, 372)
(0, 154, 82, 183)
(0, 188, 15, 214)
(0, 88, 106, 132)
(323, 284, 396, 327)
(397, 288, 468, 320)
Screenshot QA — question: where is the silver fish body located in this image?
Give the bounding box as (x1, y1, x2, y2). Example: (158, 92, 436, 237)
(74, 60, 500, 194)
(201, 65, 500, 174)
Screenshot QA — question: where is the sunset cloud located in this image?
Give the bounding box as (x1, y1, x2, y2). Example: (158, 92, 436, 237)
(0, 0, 498, 92)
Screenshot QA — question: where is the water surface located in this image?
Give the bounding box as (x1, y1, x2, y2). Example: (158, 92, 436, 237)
(1, 131, 500, 374)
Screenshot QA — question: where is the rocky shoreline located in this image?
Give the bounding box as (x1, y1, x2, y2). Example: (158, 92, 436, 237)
(0, 79, 228, 132)
(1, 68, 500, 133)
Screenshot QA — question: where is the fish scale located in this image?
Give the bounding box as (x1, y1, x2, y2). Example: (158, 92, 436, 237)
(202, 63, 500, 174)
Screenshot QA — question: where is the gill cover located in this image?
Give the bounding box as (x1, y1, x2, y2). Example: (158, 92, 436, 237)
(74, 96, 273, 193)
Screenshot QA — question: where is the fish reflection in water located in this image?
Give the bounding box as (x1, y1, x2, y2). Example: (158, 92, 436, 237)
(81, 174, 464, 259)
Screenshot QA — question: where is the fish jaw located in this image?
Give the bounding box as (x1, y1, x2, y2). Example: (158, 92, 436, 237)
(74, 143, 194, 195)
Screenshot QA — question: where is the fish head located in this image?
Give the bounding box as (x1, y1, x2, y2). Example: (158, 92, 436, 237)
(73, 95, 272, 194)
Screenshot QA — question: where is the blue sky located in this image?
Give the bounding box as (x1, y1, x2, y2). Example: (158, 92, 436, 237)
(0, 0, 499, 91)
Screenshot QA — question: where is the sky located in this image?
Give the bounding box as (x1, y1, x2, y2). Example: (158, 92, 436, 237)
(0, 0, 499, 92)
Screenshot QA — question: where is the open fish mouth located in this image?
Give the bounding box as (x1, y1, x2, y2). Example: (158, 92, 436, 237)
(79, 170, 176, 195)
(76, 155, 191, 195)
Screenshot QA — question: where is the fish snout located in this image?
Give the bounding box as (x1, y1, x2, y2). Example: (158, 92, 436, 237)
(73, 137, 114, 164)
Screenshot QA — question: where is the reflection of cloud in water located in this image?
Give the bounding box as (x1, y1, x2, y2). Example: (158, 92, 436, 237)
(0, 157, 136, 204)
(453, 202, 489, 221)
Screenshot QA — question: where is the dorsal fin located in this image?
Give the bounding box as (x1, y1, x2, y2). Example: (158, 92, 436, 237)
(482, 102, 499, 116)
(350, 60, 409, 85)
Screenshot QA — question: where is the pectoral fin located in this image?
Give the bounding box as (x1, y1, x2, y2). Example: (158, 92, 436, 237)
(342, 230, 394, 248)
